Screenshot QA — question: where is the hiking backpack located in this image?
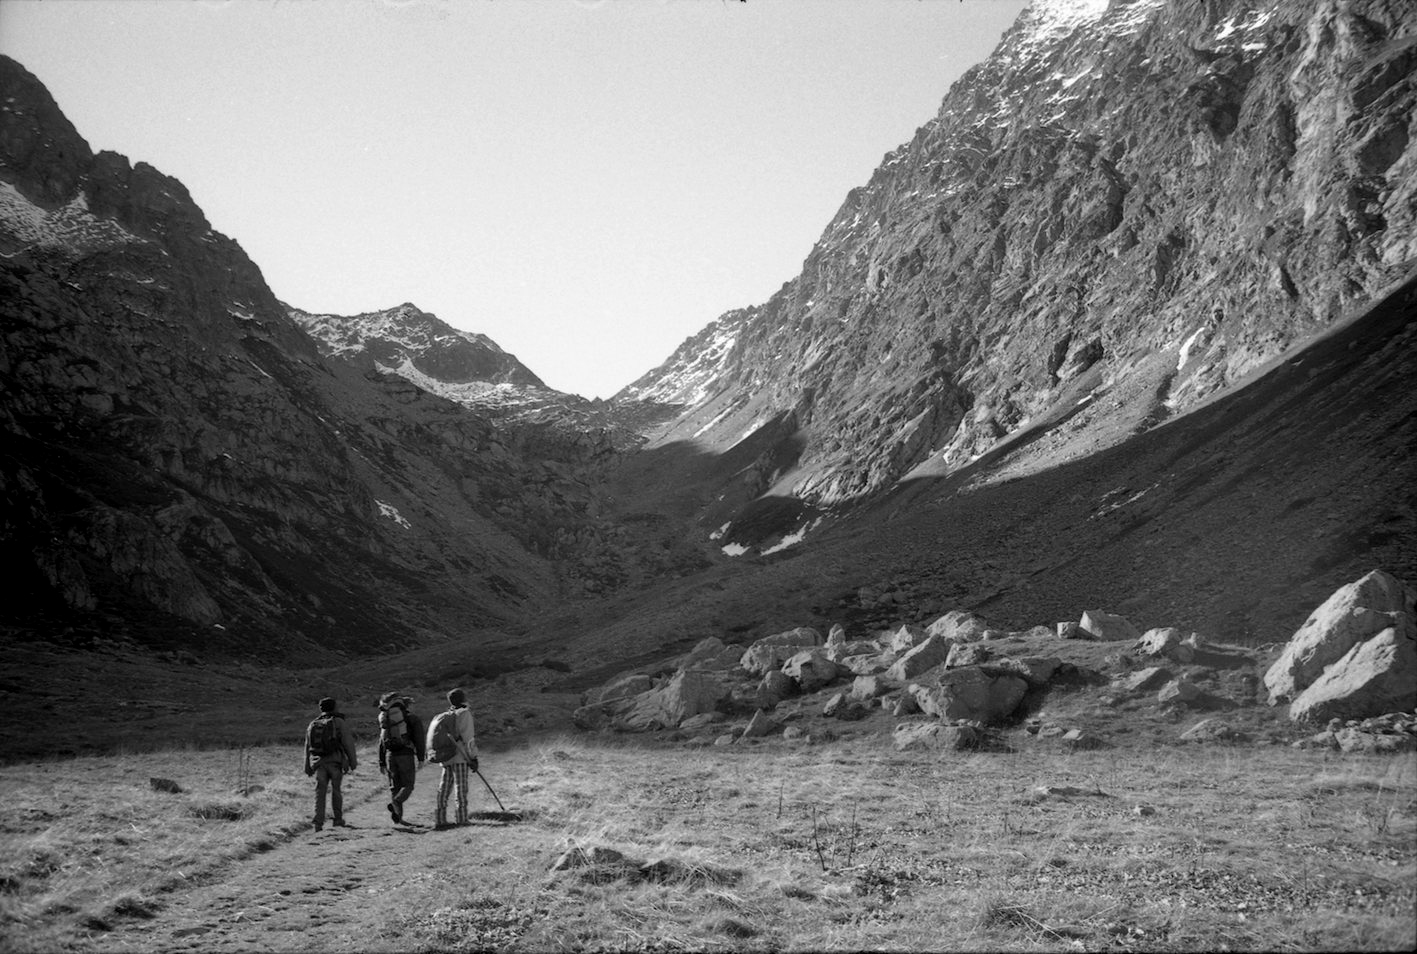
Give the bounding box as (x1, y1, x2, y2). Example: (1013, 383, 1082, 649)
(427, 708, 460, 764)
(307, 714, 339, 758)
(379, 703, 415, 753)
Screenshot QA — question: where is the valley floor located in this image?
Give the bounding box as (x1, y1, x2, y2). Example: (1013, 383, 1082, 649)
(2, 737, 1413, 953)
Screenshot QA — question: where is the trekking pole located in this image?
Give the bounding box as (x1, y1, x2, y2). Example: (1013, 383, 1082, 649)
(475, 769, 507, 812)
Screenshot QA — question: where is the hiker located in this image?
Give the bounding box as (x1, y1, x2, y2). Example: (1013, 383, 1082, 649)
(304, 696, 357, 832)
(426, 687, 478, 830)
(377, 692, 425, 824)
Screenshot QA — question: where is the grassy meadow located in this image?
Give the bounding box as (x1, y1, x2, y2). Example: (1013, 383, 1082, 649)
(1, 734, 1413, 952)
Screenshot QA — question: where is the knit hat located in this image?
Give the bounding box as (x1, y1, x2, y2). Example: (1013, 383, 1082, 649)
(379, 691, 401, 708)
(448, 688, 467, 706)
(319, 697, 337, 713)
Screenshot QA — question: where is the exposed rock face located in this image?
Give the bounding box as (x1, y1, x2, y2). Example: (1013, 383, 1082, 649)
(617, 0, 1417, 545)
(1264, 568, 1417, 703)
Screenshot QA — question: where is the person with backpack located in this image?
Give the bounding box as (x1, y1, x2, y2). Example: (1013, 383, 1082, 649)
(304, 696, 357, 832)
(377, 692, 425, 825)
(425, 687, 478, 830)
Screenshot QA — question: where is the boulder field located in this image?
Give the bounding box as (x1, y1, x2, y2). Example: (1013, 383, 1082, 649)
(571, 570, 1417, 755)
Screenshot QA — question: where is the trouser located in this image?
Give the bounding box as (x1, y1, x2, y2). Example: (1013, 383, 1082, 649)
(314, 762, 344, 826)
(387, 753, 417, 810)
(436, 761, 470, 825)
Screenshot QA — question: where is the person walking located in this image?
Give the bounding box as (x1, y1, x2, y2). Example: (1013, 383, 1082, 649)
(427, 687, 478, 830)
(304, 696, 357, 832)
(377, 692, 425, 825)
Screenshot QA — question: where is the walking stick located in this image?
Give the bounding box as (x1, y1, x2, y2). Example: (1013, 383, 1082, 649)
(476, 769, 507, 812)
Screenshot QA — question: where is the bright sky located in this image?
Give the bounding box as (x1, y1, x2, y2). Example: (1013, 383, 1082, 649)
(1, 0, 1026, 399)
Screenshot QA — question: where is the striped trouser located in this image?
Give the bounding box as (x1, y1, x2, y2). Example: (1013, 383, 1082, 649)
(436, 762, 470, 825)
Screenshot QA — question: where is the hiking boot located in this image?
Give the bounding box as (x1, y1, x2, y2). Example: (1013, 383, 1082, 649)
(332, 819, 351, 828)
(313, 822, 323, 832)
(388, 802, 402, 824)
(433, 822, 455, 831)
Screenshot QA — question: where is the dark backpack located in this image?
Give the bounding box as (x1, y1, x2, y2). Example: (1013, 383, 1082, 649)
(427, 708, 460, 763)
(307, 714, 339, 759)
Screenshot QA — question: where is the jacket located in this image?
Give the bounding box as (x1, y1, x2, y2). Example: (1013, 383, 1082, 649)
(305, 712, 358, 774)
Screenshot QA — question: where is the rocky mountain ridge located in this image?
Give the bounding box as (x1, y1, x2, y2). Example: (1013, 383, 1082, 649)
(621, 0, 1416, 549)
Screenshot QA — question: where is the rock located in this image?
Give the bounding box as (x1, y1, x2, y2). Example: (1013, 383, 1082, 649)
(891, 692, 920, 717)
(1288, 627, 1417, 723)
(739, 627, 824, 676)
(848, 674, 888, 701)
(826, 624, 847, 646)
(886, 624, 927, 652)
(826, 639, 885, 662)
(755, 670, 794, 709)
(1264, 569, 1417, 704)
(1057, 621, 1081, 640)
(1015, 625, 1055, 640)
(925, 610, 992, 643)
(822, 692, 848, 717)
(1117, 666, 1172, 693)
(1334, 727, 1417, 755)
(550, 845, 632, 873)
(1061, 728, 1103, 750)
(824, 692, 869, 721)
(987, 656, 1061, 688)
(1133, 628, 1196, 663)
(679, 637, 745, 672)
(837, 651, 893, 675)
(679, 712, 719, 731)
(150, 777, 183, 794)
(892, 722, 981, 752)
(740, 708, 781, 739)
(910, 666, 1028, 724)
(782, 726, 805, 741)
(945, 643, 992, 668)
(1078, 610, 1141, 642)
(885, 634, 955, 682)
(781, 649, 840, 693)
(713, 734, 736, 747)
(572, 705, 612, 730)
(1179, 718, 1243, 743)
(619, 670, 730, 731)
(1156, 677, 1227, 710)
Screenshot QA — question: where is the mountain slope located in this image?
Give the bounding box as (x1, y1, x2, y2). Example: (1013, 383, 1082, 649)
(620, 0, 1416, 548)
(0, 56, 624, 656)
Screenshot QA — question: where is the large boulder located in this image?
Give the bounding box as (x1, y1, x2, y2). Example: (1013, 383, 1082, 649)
(886, 634, 954, 682)
(619, 670, 730, 731)
(782, 649, 840, 693)
(1288, 627, 1417, 724)
(849, 674, 889, 701)
(1156, 677, 1227, 710)
(739, 708, 781, 739)
(739, 627, 824, 676)
(837, 651, 894, 675)
(1265, 570, 1417, 704)
(925, 610, 992, 643)
(910, 667, 1028, 724)
(1078, 610, 1141, 642)
(945, 643, 992, 668)
(1117, 666, 1172, 693)
(826, 639, 885, 662)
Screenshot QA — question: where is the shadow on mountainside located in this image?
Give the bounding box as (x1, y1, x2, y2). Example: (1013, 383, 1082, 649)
(536, 269, 1417, 672)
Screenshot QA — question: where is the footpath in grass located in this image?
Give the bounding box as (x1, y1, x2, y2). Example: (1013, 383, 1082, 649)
(1, 737, 1413, 952)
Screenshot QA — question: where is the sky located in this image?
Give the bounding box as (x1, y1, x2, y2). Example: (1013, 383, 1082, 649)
(1, 0, 1027, 399)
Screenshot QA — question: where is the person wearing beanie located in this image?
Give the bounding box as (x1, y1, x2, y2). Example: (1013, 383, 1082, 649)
(429, 687, 479, 830)
(304, 696, 358, 832)
(377, 691, 425, 825)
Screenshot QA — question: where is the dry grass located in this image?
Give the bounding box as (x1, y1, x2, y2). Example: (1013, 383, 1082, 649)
(2, 736, 1413, 952)
(0, 742, 386, 950)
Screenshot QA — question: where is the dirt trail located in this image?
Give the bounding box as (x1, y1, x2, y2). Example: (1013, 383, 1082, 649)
(89, 780, 531, 953)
